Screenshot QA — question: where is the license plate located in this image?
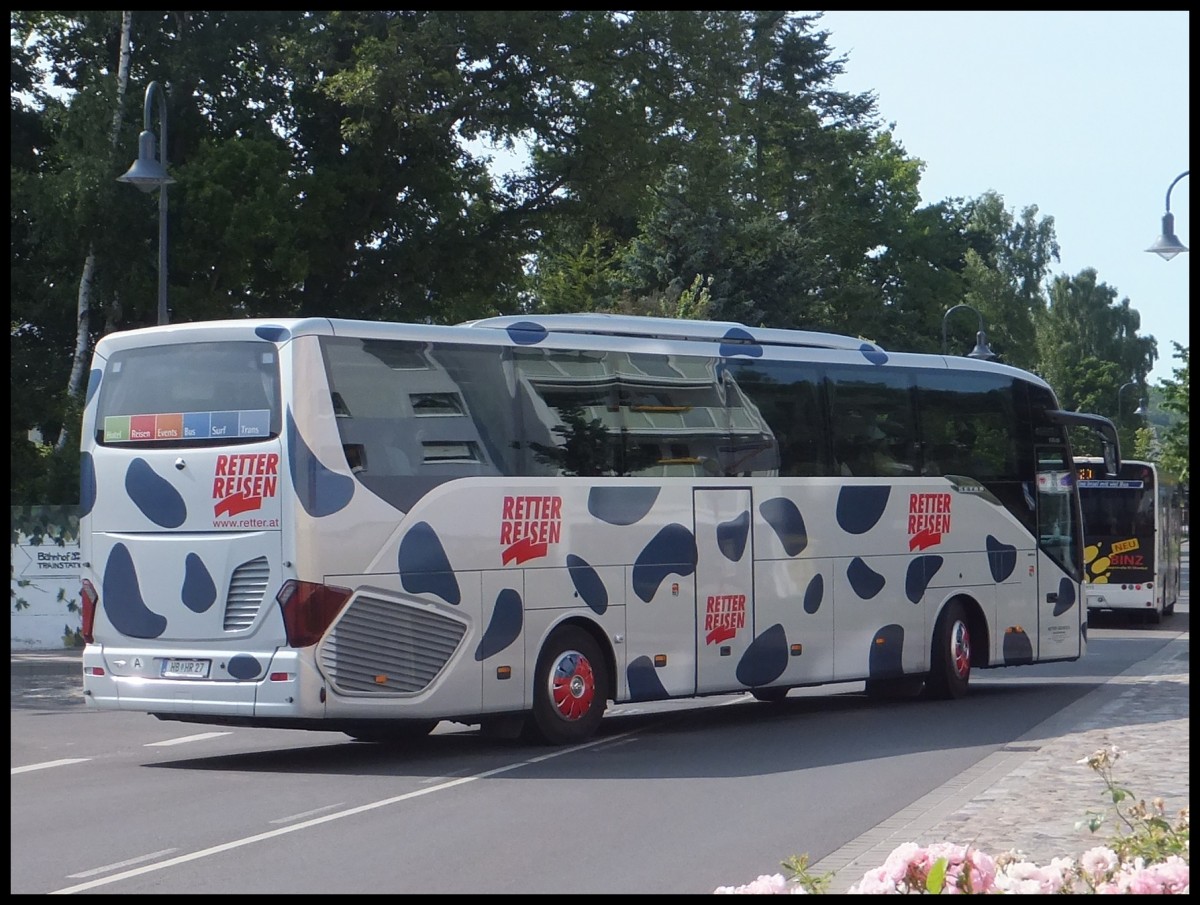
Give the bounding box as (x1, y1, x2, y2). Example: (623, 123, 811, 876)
(161, 658, 211, 679)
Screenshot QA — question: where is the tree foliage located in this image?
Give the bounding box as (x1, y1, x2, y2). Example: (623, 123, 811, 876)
(1155, 343, 1189, 484)
(10, 10, 1177, 503)
(1038, 268, 1157, 403)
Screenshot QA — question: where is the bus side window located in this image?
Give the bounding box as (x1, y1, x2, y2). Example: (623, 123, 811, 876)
(721, 360, 831, 477)
(916, 370, 1020, 482)
(922, 442, 956, 477)
(1135, 494, 1156, 536)
(835, 434, 864, 475)
(827, 368, 916, 477)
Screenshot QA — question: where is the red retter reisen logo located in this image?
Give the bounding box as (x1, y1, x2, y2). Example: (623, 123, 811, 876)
(908, 491, 951, 551)
(213, 453, 279, 517)
(704, 594, 746, 645)
(501, 495, 563, 564)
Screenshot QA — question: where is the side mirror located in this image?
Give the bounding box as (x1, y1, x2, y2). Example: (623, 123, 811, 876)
(1102, 436, 1119, 478)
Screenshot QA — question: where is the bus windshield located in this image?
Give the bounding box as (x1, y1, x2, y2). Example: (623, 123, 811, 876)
(1078, 473, 1155, 537)
(1078, 461, 1157, 582)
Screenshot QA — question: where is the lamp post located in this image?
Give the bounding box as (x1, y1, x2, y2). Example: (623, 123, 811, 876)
(117, 81, 175, 325)
(1146, 170, 1189, 261)
(941, 304, 997, 361)
(1118, 382, 1147, 419)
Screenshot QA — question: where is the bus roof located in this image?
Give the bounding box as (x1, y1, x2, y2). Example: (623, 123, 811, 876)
(90, 314, 1052, 394)
(459, 313, 883, 352)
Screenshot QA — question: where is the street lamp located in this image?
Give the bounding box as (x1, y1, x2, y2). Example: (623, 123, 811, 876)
(1118, 382, 1147, 418)
(117, 81, 175, 325)
(1146, 170, 1189, 261)
(941, 304, 997, 361)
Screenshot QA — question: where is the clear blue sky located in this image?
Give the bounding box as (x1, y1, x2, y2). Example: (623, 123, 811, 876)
(815, 10, 1190, 386)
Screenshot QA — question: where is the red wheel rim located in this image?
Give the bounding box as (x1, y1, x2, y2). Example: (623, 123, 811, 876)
(550, 651, 595, 721)
(950, 620, 970, 679)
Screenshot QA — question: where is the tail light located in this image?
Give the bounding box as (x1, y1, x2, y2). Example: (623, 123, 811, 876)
(80, 579, 98, 644)
(275, 580, 351, 647)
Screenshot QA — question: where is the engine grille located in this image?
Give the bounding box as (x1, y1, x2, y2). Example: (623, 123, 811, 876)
(224, 556, 270, 631)
(320, 595, 467, 694)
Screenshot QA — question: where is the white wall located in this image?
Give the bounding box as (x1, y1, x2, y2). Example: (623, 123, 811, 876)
(11, 530, 82, 651)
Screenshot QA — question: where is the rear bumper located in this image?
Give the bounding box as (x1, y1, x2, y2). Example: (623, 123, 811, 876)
(81, 646, 325, 719)
(1085, 589, 1159, 613)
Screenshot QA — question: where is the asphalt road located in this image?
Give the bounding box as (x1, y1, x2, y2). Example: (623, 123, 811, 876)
(12, 619, 1186, 893)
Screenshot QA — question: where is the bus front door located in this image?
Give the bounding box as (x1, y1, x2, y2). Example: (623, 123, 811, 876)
(694, 488, 755, 693)
(1035, 447, 1084, 659)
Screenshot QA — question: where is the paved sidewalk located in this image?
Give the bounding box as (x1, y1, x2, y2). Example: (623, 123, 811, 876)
(812, 630, 1190, 891)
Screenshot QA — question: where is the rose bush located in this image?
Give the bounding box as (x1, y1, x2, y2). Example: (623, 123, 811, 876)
(714, 747, 1189, 894)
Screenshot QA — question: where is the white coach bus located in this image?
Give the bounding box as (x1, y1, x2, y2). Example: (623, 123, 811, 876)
(77, 313, 1119, 745)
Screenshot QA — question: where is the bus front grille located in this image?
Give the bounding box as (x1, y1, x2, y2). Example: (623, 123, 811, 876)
(224, 556, 270, 631)
(320, 596, 468, 694)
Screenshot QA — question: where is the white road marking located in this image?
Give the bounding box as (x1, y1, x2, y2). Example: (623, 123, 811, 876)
(50, 729, 638, 895)
(144, 732, 232, 747)
(269, 804, 346, 825)
(67, 850, 179, 879)
(11, 758, 90, 775)
(598, 737, 640, 750)
(46, 693, 757, 893)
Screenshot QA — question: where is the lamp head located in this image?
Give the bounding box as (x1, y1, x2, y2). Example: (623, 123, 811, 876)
(117, 130, 175, 192)
(966, 330, 998, 361)
(1146, 212, 1188, 261)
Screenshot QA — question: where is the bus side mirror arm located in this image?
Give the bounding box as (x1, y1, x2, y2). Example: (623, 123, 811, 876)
(1046, 410, 1121, 477)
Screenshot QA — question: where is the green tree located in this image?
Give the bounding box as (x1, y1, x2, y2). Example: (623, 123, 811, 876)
(531, 226, 624, 315)
(955, 192, 1059, 371)
(1036, 269, 1157, 412)
(528, 11, 890, 330)
(1155, 343, 1189, 484)
(10, 10, 1168, 506)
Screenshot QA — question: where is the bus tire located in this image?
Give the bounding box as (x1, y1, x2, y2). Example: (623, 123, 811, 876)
(524, 626, 608, 746)
(1146, 607, 1163, 625)
(924, 601, 971, 700)
(344, 720, 438, 744)
(750, 686, 790, 703)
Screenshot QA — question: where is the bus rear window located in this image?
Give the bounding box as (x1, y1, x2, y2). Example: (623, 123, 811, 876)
(95, 341, 281, 447)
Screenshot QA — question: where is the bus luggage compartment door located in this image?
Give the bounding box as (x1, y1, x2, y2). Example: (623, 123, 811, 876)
(694, 488, 754, 694)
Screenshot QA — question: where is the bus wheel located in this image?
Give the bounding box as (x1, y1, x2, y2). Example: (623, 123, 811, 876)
(1146, 607, 1163, 625)
(525, 627, 608, 746)
(750, 687, 790, 703)
(344, 720, 438, 744)
(924, 601, 971, 700)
